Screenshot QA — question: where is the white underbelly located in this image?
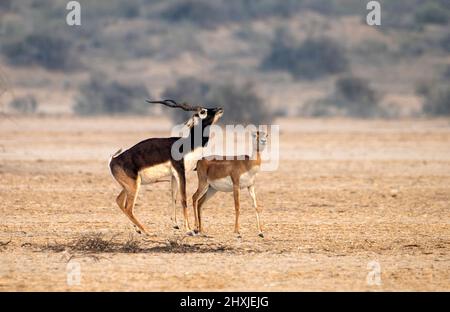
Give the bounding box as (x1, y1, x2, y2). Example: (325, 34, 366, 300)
(209, 176, 234, 192)
(139, 161, 172, 184)
(209, 173, 256, 192)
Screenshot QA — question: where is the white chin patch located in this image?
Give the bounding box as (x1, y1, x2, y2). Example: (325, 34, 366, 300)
(185, 116, 200, 128)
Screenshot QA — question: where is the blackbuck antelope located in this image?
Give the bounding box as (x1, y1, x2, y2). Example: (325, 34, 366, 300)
(192, 131, 268, 238)
(109, 99, 223, 235)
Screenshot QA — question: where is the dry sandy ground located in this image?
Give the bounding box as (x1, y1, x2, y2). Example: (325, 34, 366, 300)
(0, 117, 449, 291)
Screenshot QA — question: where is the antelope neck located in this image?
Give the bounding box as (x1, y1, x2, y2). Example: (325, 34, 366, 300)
(186, 121, 213, 150)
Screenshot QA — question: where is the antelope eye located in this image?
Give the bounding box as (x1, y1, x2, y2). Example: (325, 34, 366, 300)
(199, 109, 207, 119)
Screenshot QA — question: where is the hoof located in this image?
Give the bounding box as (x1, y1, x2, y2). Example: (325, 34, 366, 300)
(186, 230, 196, 236)
(236, 234, 242, 239)
(173, 225, 180, 230)
(133, 225, 142, 234)
(258, 233, 264, 238)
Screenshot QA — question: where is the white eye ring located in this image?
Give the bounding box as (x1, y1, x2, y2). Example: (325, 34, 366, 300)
(199, 109, 207, 119)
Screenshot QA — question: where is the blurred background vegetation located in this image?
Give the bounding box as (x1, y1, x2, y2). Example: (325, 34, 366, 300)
(0, 0, 449, 122)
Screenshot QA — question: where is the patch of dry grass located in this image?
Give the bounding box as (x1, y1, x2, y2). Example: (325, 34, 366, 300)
(37, 233, 235, 255)
(40, 233, 138, 254)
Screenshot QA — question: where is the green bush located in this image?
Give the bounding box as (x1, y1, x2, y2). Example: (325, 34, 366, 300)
(0, 0, 13, 10)
(118, 1, 140, 18)
(1, 32, 79, 71)
(336, 76, 378, 105)
(418, 83, 450, 116)
(159, 0, 304, 27)
(161, 0, 223, 27)
(84, 0, 151, 20)
(301, 75, 383, 118)
(9, 96, 38, 114)
(380, 0, 450, 30)
(440, 33, 450, 52)
(442, 65, 450, 79)
(415, 2, 449, 25)
(73, 74, 151, 116)
(158, 0, 358, 27)
(162, 77, 273, 125)
(261, 33, 349, 80)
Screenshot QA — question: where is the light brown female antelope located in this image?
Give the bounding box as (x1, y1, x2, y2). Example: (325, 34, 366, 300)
(192, 131, 268, 237)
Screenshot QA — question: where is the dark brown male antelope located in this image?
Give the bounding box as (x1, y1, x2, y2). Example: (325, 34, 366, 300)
(192, 131, 268, 238)
(109, 99, 223, 235)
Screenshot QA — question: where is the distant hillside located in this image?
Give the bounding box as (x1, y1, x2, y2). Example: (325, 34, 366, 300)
(0, 0, 449, 118)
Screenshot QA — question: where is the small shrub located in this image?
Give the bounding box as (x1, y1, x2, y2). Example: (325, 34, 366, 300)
(355, 40, 389, 55)
(73, 74, 151, 116)
(0, 0, 13, 11)
(300, 100, 340, 117)
(92, 30, 155, 60)
(379, 0, 420, 31)
(441, 65, 450, 79)
(354, 40, 395, 65)
(261, 34, 349, 80)
(161, 0, 223, 28)
(416, 82, 432, 98)
(9, 96, 38, 114)
(71, 233, 113, 252)
(1, 32, 79, 71)
(162, 77, 273, 124)
(118, 1, 140, 18)
(334, 75, 382, 117)
(273, 107, 289, 118)
(415, 2, 449, 25)
(399, 37, 427, 57)
(300, 75, 383, 118)
(418, 83, 450, 116)
(335, 76, 378, 105)
(439, 33, 450, 52)
(159, 0, 304, 27)
(302, 0, 338, 16)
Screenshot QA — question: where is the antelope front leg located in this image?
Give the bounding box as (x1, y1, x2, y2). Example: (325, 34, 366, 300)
(192, 185, 208, 234)
(170, 175, 179, 229)
(180, 191, 191, 233)
(172, 168, 192, 235)
(196, 187, 217, 235)
(232, 183, 241, 237)
(248, 185, 263, 238)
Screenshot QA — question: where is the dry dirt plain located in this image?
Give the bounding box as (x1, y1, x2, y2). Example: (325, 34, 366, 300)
(0, 117, 449, 291)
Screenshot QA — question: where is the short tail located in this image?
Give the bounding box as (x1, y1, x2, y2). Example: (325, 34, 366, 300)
(108, 149, 123, 179)
(111, 148, 123, 158)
